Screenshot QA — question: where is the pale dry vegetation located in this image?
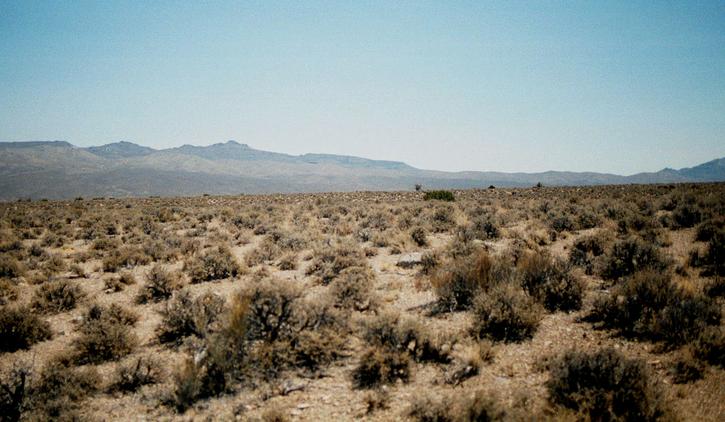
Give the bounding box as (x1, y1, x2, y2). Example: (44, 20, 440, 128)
(0, 183, 724, 420)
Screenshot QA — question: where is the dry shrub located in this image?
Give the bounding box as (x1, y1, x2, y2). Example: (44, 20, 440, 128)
(102, 246, 151, 272)
(693, 326, 725, 367)
(30, 279, 84, 314)
(351, 347, 410, 389)
(568, 234, 606, 275)
(0, 254, 24, 279)
(328, 266, 377, 311)
(601, 238, 670, 280)
(158, 290, 225, 345)
(589, 271, 720, 347)
(410, 227, 428, 247)
(546, 348, 669, 421)
(669, 349, 705, 384)
(445, 342, 494, 385)
(169, 356, 226, 412)
(74, 304, 137, 364)
(104, 271, 136, 292)
(432, 251, 513, 312)
(0, 363, 30, 421)
(25, 359, 100, 420)
(185, 246, 243, 283)
(470, 284, 542, 343)
(111, 355, 164, 392)
(518, 252, 584, 312)
(0, 306, 52, 353)
(407, 389, 505, 422)
(0, 278, 18, 305)
(241, 279, 300, 342)
(136, 264, 182, 304)
(305, 240, 366, 284)
(361, 311, 452, 363)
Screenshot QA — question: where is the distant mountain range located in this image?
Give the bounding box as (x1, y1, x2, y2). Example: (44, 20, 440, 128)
(0, 140, 723, 200)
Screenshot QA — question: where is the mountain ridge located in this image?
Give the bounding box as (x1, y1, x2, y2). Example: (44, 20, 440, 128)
(0, 140, 723, 200)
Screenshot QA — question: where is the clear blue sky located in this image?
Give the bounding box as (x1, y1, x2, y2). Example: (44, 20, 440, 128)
(1, 1, 724, 174)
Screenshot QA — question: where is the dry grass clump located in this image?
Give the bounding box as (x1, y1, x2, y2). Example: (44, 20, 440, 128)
(185, 245, 243, 283)
(410, 227, 428, 246)
(692, 326, 725, 367)
(518, 252, 584, 312)
(0, 305, 52, 353)
(73, 303, 138, 364)
(136, 264, 183, 304)
(589, 271, 720, 348)
(470, 283, 543, 343)
(0, 278, 18, 305)
(158, 290, 225, 345)
(30, 279, 84, 314)
(690, 228, 725, 277)
(546, 348, 670, 421)
(445, 341, 494, 385)
(306, 240, 367, 284)
(104, 271, 136, 292)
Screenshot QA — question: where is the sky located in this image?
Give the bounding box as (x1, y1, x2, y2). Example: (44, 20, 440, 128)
(1, 1, 724, 175)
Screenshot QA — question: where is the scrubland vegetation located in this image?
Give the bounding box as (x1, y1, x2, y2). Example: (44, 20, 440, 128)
(0, 183, 724, 420)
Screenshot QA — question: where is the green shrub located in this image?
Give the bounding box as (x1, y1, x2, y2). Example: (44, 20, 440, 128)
(546, 348, 669, 421)
(424, 190, 455, 202)
(30, 279, 84, 314)
(470, 284, 542, 343)
(0, 306, 52, 353)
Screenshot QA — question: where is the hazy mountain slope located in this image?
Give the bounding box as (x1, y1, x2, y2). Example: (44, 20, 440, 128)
(0, 140, 723, 200)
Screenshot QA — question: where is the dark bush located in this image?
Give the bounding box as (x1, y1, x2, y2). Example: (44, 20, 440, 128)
(672, 202, 702, 229)
(158, 290, 225, 345)
(693, 326, 725, 367)
(546, 348, 669, 421)
(185, 246, 242, 283)
(569, 234, 606, 275)
(30, 279, 84, 314)
(169, 356, 227, 412)
(518, 253, 584, 311)
(468, 216, 500, 240)
(550, 214, 575, 232)
(0, 364, 30, 421)
(695, 219, 724, 241)
(0, 255, 24, 279)
(351, 347, 411, 389)
(136, 265, 182, 304)
(411, 227, 428, 247)
(0, 306, 52, 353)
(361, 311, 451, 363)
(424, 190, 455, 201)
(601, 238, 669, 280)
(102, 246, 151, 272)
(240, 278, 300, 342)
(470, 284, 542, 343)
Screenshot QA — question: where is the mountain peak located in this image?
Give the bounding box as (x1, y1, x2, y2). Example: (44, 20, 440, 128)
(87, 141, 155, 159)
